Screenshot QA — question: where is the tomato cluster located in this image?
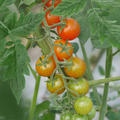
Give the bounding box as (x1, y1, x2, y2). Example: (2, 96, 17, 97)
(35, 1, 96, 120)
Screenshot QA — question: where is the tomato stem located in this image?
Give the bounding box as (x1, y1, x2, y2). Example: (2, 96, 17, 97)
(79, 40, 101, 106)
(99, 47, 112, 120)
(89, 76, 120, 87)
(28, 64, 41, 120)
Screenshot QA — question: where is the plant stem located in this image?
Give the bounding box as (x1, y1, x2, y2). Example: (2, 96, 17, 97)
(79, 40, 101, 106)
(99, 47, 112, 120)
(89, 76, 120, 87)
(28, 73, 40, 120)
(112, 49, 120, 56)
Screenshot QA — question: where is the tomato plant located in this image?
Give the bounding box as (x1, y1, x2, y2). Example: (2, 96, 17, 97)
(1, 0, 120, 120)
(47, 74, 65, 95)
(36, 56, 56, 77)
(64, 57, 86, 78)
(74, 96, 93, 115)
(68, 78, 89, 96)
(54, 40, 73, 61)
(57, 18, 80, 41)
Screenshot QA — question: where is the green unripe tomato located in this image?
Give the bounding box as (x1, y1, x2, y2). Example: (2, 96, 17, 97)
(74, 96, 93, 115)
(60, 113, 72, 120)
(72, 114, 88, 120)
(88, 108, 96, 120)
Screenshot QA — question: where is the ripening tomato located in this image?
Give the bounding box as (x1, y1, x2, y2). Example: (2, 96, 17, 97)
(72, 114, 88, 120)
(68, 78, 89, 96)
(45, 11, 61, 28)
(57, 18, 80, 41)
(74, 96, 93, 115)
(54, 40, 73, 61)
(60, 113, 72, 120)
(88, 108, 96, 120)
(35, 56, 56, 77)
(47, 74, 65, 95)
(64, 57, 86, 78)
(42, 0, 62, 8)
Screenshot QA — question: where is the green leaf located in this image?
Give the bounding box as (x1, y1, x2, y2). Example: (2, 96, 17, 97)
(23, 0, 35, 5)
(98, 66, 105, 76)
(11, 12, 45, 37)
(71, 42, 79, 54)
(107, 110, 120, 120)
(0, 0, 16, 12)
(35, 100, 50, 115)
(39, 111, 55, 120)
(74, 15, 90, 44)
(0, 40, 30, 103)
(51, 0, 87, 17)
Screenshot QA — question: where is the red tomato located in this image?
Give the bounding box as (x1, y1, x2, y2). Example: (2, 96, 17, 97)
(35, 56, 56, 77)
(45, 11, 61, 28)
(42, 0, 62, 8)
(54, 40, 73, 61)
(57, 18, 80, 41)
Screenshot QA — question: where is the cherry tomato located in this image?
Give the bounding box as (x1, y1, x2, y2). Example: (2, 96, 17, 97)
(68, 78, 89, 96)
(42, 0, 62, 8)
(35, 56, 56, 77)
(64, 57, 86, 78)
(74, 96, 93, 115)
(47, 74, 65, 95)
(54, 40, 73, 61)
(45, 11, 61, 28)
(88, 108, 96, 120)
(57, 18, 80, 41)
(60, 113, 72, 120)
(72, 114, 88, 120)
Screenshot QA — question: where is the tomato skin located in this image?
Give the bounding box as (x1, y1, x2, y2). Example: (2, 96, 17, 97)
(72, 114, 88, 120)
(60, 113, 72, 120)
(68, 79, 89, 96)
(88, 108, 96, 120)
(42, 0, 62, 8)
(54, 40, 73, 61)
(64, 57, 86, 78)
(45, 11, 61, 28)
(47, 74, 65, 95)
(57, 18, 80, 41)
(74, 96, 93, 115)
(35, 56, 56, 77)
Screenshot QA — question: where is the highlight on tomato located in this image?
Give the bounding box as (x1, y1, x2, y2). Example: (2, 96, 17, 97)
(57, 18, 80, 41)
(68, 78, 89, 96)
(64, 57, 86, 78)
(54, 40, 73, 61)
(47, 74, 65, 95)
(74, 96, 93, 115)
(72, 114, 88, 120)
(35, 55, 56, 77)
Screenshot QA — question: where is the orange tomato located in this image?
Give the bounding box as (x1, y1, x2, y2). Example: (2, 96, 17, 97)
(54, 40, 73, 61)
(36, 56, 56, 77)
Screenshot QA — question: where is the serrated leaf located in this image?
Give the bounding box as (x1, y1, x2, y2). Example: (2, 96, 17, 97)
(11, 12, 45, 37)
(0, 40, 30, 103)
(51, 0, 87, 17)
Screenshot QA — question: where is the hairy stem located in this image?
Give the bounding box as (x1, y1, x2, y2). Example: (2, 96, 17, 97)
(99, 47, 112, 120)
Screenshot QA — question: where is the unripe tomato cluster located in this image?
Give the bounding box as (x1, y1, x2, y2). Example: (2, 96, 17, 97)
(35, 0, 96, 120)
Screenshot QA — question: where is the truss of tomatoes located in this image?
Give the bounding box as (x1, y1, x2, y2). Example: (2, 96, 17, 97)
(35, 0, 96, 120)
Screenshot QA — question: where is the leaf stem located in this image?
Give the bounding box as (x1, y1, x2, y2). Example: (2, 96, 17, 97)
(112, 49, 120, 56)
(99, 47, 112, 120)
(28, 64, 41, 120)
(79, 40, 101, 106)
